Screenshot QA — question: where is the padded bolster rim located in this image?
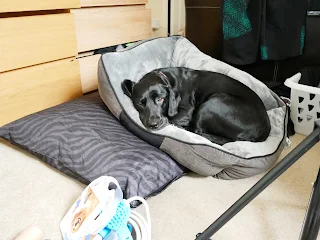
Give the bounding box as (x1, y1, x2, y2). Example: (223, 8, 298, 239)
(116, 35, 184, 53)
(119, 111, 164, 148)
(98, 57, 122, 119)
(99, 36, 288, 160)
(159, 107, 288, 161)
(99, 51, 165, 148)
(160, 136, 286, 178)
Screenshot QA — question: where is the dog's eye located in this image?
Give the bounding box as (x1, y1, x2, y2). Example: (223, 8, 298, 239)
(156, 97, 164, 104)
(139, 99, 146, 106)
(157, 97, 164, 104)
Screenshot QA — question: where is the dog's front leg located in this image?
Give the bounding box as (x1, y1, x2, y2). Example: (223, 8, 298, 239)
(169, 107, 194, 128)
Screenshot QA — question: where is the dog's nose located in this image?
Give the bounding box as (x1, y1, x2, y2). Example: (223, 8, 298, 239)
(148, 122, 159, 129)
(148, 116, 161, 129)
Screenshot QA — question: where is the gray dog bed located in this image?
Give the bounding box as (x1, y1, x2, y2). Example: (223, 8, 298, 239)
(98, 36, 288, 179)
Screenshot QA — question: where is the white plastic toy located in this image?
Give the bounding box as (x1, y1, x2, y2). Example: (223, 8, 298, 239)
(60, 176, 151, 240)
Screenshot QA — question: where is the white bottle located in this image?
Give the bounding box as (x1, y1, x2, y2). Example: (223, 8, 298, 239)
(14, 225, 43, 240)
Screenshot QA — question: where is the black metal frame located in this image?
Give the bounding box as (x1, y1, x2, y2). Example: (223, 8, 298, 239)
(196, 123, 320, 240)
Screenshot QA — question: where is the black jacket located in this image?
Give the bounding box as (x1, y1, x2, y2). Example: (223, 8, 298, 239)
(222, 0, 308, 65)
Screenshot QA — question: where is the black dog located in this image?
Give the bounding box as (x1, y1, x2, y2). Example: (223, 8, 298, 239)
(122, 67, 271, 145)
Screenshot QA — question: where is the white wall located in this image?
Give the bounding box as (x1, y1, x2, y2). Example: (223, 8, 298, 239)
(146, 0, 168, 37)
(146, 0, 185, 37)
(170, 0, 185, 36)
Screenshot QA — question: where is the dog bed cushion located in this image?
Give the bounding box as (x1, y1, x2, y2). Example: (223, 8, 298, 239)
(98, 36, 288, 180)
(0, 92, 186, 200)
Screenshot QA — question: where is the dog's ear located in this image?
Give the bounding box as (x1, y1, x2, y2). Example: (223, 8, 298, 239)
(121, 79, 135, 97)
(168, 87, 181, 117)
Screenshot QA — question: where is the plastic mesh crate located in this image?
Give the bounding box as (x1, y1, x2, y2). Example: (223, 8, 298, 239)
(285, 73, 320, 135)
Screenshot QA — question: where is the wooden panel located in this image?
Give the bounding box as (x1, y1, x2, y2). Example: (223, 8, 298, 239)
(81, 0, 147, 7)
(71, 6, 151, 52)
(0, 14, 78, 73)
(0, 59, 82, 126)
(171, 0, 186, 35)
(78, 54, 101, 93)
(0, 0, 80, 13)
(186, 7, 222, 59)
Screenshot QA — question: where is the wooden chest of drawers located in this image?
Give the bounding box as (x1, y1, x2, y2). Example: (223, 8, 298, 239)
(0, 0, 151, 126)
(72, 5, 151, 52)
(0, 13, 78, 72)
(0, 59, 82, 126)
(0, 0, 80, 13)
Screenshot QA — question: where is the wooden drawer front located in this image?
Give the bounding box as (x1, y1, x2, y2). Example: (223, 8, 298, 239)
(0, 0, 80, 13)
(78, 54, 101, 93)
(0, 59, 82, 126)
(0, 14, 78, 73)
(72, 6, 151, 53)
(80, 0, 147, 7)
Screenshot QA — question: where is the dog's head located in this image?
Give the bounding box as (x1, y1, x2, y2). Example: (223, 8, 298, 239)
(121, 71, 180, 130)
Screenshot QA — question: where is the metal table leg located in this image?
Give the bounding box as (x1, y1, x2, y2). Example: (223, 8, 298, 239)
(299, 167, 320, 240)
(196, 127, 320, 240)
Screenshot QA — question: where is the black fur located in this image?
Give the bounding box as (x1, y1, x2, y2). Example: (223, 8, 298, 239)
(121, 67, 271, 145)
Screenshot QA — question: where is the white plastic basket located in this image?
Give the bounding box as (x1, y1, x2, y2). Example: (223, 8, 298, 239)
(284, 73, 320, 135)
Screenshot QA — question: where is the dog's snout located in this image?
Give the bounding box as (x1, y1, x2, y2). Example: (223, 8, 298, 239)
(149, 122, 159, 129)
(148, 116, 161, 129)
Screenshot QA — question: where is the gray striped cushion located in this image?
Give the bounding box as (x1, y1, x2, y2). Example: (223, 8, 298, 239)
(0, 92, 186, 200)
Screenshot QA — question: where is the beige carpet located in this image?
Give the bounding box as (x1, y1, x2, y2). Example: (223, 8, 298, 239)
(0, 133, 319, 240)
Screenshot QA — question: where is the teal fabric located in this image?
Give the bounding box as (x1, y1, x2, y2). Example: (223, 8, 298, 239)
(223, 0, 252, 40)
(260, 46, 268, 60)
(300, 26, 306, 54)
(222, 0, 308, 63)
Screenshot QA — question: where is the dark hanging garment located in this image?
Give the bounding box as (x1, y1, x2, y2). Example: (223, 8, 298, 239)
(309, 0, 320, 10)
(222, 0, 308, 65)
